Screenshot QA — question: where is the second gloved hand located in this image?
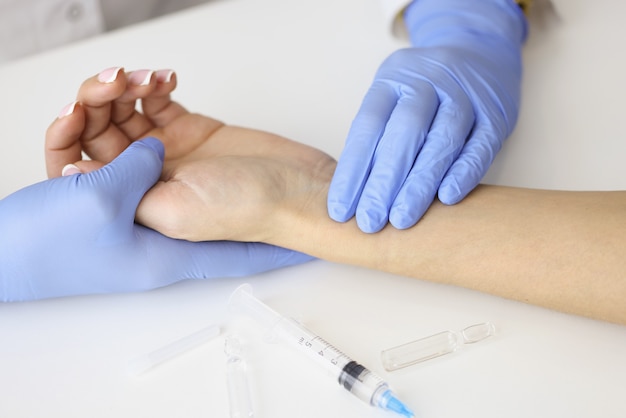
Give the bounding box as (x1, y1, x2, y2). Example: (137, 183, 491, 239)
(0, 138, 312, 302)
(328, 0, 527, 233)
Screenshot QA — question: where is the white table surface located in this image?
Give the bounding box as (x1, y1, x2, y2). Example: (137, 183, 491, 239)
(1, 1, 624, 417)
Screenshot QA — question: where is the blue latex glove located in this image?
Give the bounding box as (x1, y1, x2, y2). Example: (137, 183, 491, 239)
(328, 0, 527, 233)
(0, 137, 312, 301)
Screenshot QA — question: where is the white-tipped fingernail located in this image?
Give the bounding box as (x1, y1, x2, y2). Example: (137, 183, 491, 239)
(62, 164, 82, 176)
(156, 69, 175, 83)
(98, 66, 123, 83)
(128, 69, 155, 86)
(58, 101, 77, 119)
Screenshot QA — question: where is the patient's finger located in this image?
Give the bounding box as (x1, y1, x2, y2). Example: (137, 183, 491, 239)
(109, 69, 158, 139)
(73, 67, 136, 162)
(61, 160, 105, 176)
(45, 101, 86, 177)
(76, 67, 127, 140)
(141, 70, 189, 127)
(76, 68, 157, 163)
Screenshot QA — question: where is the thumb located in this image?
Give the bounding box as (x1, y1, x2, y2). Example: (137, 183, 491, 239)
(79, 137, 165, 200)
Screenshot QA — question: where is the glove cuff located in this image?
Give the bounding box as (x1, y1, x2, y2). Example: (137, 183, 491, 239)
(404, 0, 528, 49)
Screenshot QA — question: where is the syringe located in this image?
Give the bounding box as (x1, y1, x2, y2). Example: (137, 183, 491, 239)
(229, 284, 414, 418)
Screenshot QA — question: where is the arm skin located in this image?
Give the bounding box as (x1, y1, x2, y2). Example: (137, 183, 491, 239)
(46, 68, 626, 325)
(143, 146, 626, 325)
(276, 179, 626, 325)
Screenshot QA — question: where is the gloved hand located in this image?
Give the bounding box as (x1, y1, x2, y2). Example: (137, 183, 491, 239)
(0, 137, 312, 301)
(328, 0, 527, 233)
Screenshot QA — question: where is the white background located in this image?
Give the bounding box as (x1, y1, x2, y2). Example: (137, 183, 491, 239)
(1, 0, 625, 417)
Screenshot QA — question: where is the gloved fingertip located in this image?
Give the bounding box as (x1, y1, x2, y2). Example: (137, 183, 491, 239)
(389, 196, 433, 229)
(389, 211, 417, 230)
(389, 218, 407, 230)
(356, 208, 386, 234)
(438, 178, 464, 205)
(92, 136, 165, 194)
(137, 136, 165, 162)
(327, 202, 351, 223)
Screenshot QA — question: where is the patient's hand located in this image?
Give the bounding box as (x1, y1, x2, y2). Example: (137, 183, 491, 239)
(143, 119, 335, 242)
(46, 66, 216, 177)
(46, 67, 336, 243)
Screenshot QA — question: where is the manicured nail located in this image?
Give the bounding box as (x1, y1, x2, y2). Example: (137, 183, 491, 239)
(155, 69, 175, 83)
(62, 164, 82, 176)
(128, 69, 154, 86)
(98, 66, 123, 83)
(58, 101, 77, 118)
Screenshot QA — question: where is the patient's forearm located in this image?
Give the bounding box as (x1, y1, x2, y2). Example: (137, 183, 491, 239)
(272, 183, 626, 325)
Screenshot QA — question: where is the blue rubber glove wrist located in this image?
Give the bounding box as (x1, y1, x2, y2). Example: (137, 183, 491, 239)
(405, 0, 527, 49)
(328, 0, 526, 233)
(0, 138, 312, 301)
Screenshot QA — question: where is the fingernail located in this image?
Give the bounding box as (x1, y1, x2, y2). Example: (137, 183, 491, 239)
(128, 69, 155, 86)
(62, 164, 82, 176)
(98, 66, 123, 83)
(155, 69, 175, 83)
(58, 101, 77, 118)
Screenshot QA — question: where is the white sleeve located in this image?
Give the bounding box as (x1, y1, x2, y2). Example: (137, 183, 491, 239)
(0, 0, 105, 63)
(378, 0, 413, 39)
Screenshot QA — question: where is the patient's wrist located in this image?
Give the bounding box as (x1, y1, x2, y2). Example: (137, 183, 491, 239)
(267, 159, 336, 248)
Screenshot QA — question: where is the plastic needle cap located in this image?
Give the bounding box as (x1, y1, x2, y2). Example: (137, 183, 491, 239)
(128, 324, 220, 376)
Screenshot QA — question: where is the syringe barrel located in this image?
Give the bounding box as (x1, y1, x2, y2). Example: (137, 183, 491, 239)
(338, 360, 388, 405)
(229, 285, 395, 409)
(229, 284, 282, 329)
(272, 316, 385, 405)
